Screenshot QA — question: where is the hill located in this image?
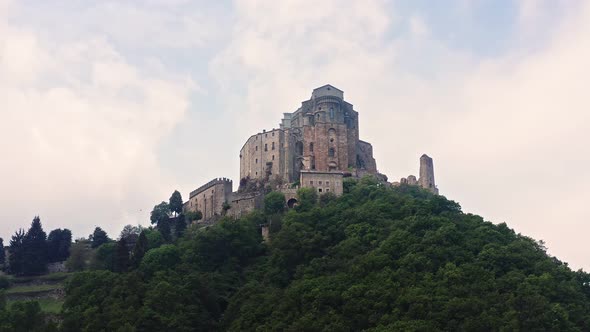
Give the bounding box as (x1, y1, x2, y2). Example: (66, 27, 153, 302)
(7, 177, 590, 331)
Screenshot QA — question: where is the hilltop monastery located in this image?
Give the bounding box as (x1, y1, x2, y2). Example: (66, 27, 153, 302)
(183, 85, 438, 222)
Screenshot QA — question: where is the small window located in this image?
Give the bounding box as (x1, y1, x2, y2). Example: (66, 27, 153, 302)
(272, 155, 275, 160)
(272, 132, 275, 136)
(318, 188, 323, 193)
(330, 138, 334, 143)
(265, 144, 268, 151)
(272, 142, 275, 150)
(256, 172, 258, 175)
(256, 146, 258, 151)
(256, 158, 258, 163)
(265, 134, 268, 138)
(326, 188, 330, 192)
(319, 181, 322, 185)
(310, 181, 313, 185)
(310, 143, 314, 152)
(326, 181, 329, 185)
(329, 108, 334, 119)
(329, 148, 335, 157)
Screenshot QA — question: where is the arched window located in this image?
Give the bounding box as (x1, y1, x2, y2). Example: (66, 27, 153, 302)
(329, 148, 335, 157)
(329, 107, 334, 120)
(264, 144, 268, 151)
(272, 142, 275, 150)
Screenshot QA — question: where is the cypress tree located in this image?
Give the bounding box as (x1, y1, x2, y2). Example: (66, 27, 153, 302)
(131, 231, 148, 268)
(22, 216, 48, 275)
(169, 190, 183, 217)
(9, 229, 25, 275)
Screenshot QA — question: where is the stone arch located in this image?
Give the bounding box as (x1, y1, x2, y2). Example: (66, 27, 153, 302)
(287, 198, 299, 209)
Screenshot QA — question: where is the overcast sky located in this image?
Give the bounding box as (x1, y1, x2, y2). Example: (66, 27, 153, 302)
(1, 0, 589, 270)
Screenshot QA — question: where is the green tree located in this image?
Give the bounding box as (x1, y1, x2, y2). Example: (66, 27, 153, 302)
(47, 228, 72, 262)
(185, 211, 203, 223)
(22, 216, 48, 275)
(295, 187, 318, 212)
(119, 224, 143, 241)
(169, 190, 183, 217)
(66, 240, 90, 272)
(114, 238, 130, 273)
(90, 242, 116, 271)
(264, 191, 286, 215)
(144, 229, 164, 250)
(158, 218, 172, 242)
(131, 231, 148, 268)
(140, 244, 180, 277)
(150, 202, 170, 225)
(0, 238, 5, 269)
(175, 215, 187, 239)
(90, 227, 111, 248)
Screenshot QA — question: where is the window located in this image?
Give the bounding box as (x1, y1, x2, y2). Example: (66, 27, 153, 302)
(265, 134, 268, 138)
(309, 143, 314, 152)
(329, 107, 334, 120)
(256, 158, 258, 163)
(319, 181, 322, 185)
(265, 144, 268, 151)
(272, 142, 275, 150)
(272, 132, 275, 136)
(318, 188, 322, 193)
(326, 181, 330, 185)
(256, 172, 258, 175)
(310, 181, 313, 185)
(272, 155, 275, 160)
(329, 148, 335, 157)
(326, 188, 330, 192)
(256, 146, 258, 151)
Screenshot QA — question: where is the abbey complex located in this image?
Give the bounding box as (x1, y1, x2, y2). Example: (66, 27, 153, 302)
(183, 85, 438, 222)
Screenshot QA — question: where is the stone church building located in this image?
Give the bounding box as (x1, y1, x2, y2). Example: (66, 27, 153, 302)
(184, 85, 438, 222)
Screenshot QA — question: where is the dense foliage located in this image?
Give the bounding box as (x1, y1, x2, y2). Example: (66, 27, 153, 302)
(47, 229, 72, 263)
(10, 179, 590, 331)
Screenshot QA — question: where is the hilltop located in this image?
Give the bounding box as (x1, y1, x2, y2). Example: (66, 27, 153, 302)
(44, 177, 590, 331)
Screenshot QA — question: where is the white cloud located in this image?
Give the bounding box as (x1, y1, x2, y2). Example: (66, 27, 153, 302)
(0, 7, 193, 239)
(211, 0, 590, 270)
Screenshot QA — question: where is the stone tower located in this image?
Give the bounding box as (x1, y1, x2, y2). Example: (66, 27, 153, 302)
(418, 154, 438, 194)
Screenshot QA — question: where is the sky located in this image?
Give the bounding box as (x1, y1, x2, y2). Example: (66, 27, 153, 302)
(1, 0, 589, 270)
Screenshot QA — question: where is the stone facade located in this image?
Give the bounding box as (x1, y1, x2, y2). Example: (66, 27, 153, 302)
(300, 171, 344, 196)
(184, 178, 233, 220)
(186, 85, 440, 225)
(240, 84, 379, 183)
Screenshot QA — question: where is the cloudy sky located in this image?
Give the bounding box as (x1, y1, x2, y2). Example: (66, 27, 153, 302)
(1, 0, 589, 270)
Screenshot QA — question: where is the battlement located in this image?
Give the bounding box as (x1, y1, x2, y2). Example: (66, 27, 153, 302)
(190, 177, 233, 198)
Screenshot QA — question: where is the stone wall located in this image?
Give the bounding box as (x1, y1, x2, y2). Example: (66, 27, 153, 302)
(227, 191, 265, 219)
(185, 178, 233, 220)
(300, 171, 344, 196)
(239, 129, 285, 182)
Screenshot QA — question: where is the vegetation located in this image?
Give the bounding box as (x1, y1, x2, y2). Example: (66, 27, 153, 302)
(4, 181, 590, 330)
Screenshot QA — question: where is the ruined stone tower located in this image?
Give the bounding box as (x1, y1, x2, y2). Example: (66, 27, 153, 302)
(418, 154, 438, 194)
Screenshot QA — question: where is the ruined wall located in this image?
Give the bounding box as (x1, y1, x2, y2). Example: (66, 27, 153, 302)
(300, 171, 344, 196)
(419, 154, 438, 194)
(185, 178, 233, 220)
(357, 140, 377, 173)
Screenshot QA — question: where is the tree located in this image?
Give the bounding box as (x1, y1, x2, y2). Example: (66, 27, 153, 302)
(185, 211, 203, 224)
(158, 218, 172, 242)
(175, 215, 187, 239)
(131, 231, 148, 268)
(22, 216, 48, 275)
(169, 190, 183, 217)
(90, 227, 111, 248)
(264, 191, 286, 215)
(47, 228, 72, 262)
(66, 240, 90, 272)
(8, 229, 25, 275)
(151, 202, 170, 225)
(114, 238, 129, 273)
(119, 224, 143, 240)
(296, 187, 318, 212)
(0, 238, 5, 269)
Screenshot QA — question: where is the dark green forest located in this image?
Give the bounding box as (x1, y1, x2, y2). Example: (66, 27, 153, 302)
(2, 177, 590, 331)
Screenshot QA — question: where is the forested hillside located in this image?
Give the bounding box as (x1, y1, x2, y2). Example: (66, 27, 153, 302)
(3, 177, 590, 331)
